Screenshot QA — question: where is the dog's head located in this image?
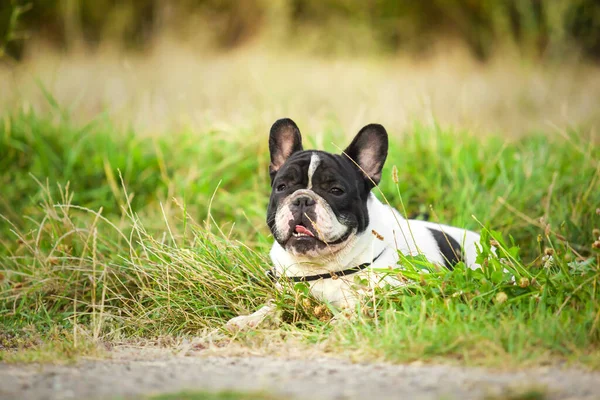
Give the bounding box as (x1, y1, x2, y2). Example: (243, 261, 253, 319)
(266, 118, 388, 258)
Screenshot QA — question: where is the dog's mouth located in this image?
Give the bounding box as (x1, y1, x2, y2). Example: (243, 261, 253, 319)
(292, 224, 315, 238)
(284, 220, 323, 245)
(285, 222, 353, 248)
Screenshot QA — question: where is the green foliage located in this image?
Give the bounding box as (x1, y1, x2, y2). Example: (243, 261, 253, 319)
(336, 228, 600, 366)
(0, 0, 30, 59)
(150, 391, 283, 400)
(1, 0, 600, 60)
(0, 108, 599, 367)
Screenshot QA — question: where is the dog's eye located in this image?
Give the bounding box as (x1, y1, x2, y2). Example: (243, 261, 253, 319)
(276, 184, 287, 192)
(329, 187, 344, 195)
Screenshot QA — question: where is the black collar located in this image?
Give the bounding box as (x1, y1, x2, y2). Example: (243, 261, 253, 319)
(268, 249, 386, 283)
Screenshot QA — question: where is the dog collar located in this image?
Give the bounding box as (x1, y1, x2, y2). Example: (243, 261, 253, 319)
(268, 249, 386, 283)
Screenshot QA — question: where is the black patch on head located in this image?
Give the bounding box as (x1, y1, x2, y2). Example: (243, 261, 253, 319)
(427, 228, 463, 270)
(266, 150, 372, 250)
(266, 119, 390, 254)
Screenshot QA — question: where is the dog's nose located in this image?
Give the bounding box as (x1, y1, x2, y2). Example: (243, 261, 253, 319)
(292, 196, 316, 208)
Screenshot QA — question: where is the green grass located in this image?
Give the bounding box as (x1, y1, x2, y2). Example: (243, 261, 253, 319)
(0, 107, 599, 368)
(485, 388, 548, 400)
(130, 387, 548, 400)
(0, 327, 100, 363)
(146, 391, 283, 400)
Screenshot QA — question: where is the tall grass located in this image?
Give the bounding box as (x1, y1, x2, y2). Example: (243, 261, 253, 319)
(0, 106, 599, 367)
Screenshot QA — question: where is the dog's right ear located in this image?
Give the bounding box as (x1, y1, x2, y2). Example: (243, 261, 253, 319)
(343, 124, 388, 188)
(269, 118, 303, 180)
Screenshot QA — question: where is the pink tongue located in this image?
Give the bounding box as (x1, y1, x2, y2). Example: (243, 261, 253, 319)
(295, 225, 314, 237)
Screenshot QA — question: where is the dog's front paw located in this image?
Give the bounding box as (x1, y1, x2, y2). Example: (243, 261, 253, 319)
(225, 302, 277, 332)
(225, 314, 263, 332)
(330, 307, 357, 326)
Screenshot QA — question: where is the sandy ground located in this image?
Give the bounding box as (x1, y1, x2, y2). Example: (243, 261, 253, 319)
(1, 349, 600, 400)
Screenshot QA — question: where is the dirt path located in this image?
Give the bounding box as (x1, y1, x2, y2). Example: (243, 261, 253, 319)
(1, 351, 600, 400)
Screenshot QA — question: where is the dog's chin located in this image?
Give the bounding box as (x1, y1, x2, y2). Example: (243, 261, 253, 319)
(284, 235, 326, 255)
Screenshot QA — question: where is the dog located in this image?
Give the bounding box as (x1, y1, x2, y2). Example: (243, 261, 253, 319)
(226, 118, 482, 330)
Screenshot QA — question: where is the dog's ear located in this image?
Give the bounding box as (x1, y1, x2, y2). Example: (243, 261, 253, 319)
(269, 118, 303, 179)
(343, 124, 388, 187)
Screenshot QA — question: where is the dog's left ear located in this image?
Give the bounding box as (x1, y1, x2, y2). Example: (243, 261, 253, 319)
(343, 124, 388, 187)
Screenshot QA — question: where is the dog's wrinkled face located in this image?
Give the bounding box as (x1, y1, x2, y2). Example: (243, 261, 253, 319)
(266, 118, 388, 257)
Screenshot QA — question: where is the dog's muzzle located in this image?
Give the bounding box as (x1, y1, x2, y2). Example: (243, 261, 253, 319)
(273, 189, 353, 255)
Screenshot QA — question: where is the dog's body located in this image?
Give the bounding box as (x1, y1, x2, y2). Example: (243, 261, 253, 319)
(226, 119, 482, 330)
(270, 194, 482, 307)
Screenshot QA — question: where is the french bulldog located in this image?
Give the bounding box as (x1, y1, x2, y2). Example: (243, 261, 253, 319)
(226, 118, 482, 330)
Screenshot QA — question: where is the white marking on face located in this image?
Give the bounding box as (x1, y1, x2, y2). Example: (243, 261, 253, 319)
(307, 153, 321, 190)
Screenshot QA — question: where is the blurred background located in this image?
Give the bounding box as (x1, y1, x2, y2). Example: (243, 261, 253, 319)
(1, 0, 600, 135)
(3, 0, 600, 60)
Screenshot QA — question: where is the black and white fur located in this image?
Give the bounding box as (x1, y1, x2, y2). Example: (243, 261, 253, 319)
(226, 118, 482, 330)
